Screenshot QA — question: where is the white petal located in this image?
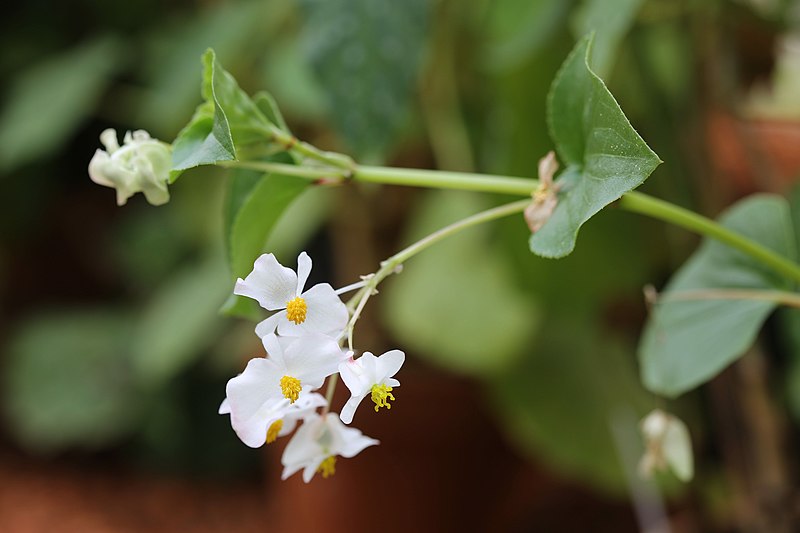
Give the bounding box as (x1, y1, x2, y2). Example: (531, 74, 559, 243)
(88, 150, 114, 186)
(218, 398, 231, 415)
(99, 128, 120, 152)
(325, 414, 378, 458)
(375, 350, 405, 381)
(664, 418, 694, 481)
(277, 283, 348, 337)
(281, 334, 344, 388)
(280, 393, 327, 436)
(386, 378, 400, 388)
(339, 395, 364, 425)
(296, 251, 312, 295)
(359, 352, 379, 382)
(234, 254, 297, 310)
(255, 312, 285, 338)
(282, 416, 324, 472)
(225, 358, 285, 447)
(339, 359, 368, 397)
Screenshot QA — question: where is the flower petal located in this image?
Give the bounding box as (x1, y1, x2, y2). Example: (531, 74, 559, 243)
(339, 394, 364, 425)
(375, 350, 405, 381)
(325, 414, 379, 457)
(338, 359, 367, 397)
(218, 398, 231, 415)
(255, 312, 285, 338)
(234, 254, 297, 310)
(225, 357, 285, 447)
(279, 334, 345, 388)
(278, 283, 348, 337)
(296, 251, 312, 295)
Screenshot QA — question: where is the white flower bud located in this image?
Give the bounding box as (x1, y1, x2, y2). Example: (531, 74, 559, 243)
(88, 128, 172, 206)
(639, 409, 694, 482)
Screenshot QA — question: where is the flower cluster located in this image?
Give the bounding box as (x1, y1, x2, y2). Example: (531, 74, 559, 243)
(220, 252, 405, 482)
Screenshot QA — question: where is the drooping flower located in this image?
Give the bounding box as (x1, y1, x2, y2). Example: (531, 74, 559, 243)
(224, 333, 345, 444)
(338, 349, 405, 424)
(219, 392, 326, 448)
(88, 128, 172, 206)
(281, 412, 378, 483)
(524, 151, 560, 233)
(639, 409, 694, 482)
(234, 252, 349, 339)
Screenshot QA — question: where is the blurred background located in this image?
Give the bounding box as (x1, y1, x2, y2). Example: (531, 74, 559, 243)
(2, 0, 800, 531)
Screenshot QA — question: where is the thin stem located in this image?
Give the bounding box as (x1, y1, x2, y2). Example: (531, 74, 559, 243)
(659, 289, 800, 309)
(355, 166, 538, 195)
(619, 192, 800, 285)
(218, 160, 347, 180)
(266, 125, 355, 171)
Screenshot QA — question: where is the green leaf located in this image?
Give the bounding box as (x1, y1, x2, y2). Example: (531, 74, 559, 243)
(531, 34, 661, 258)
(0, 36, 120, 173)
(131, 257, 230, 385)
(571, 0, 646, 77)
(639, 195, 797, 397)
(171, 49, 276, 175)
(300, 0, 431, 160)
(3, 311, 141, 452)
(383, 191, 538, 375)
(490, 319, 652, 492)
(222, 171, 309, 319)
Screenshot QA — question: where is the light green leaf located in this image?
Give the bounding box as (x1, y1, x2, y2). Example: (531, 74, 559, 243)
(3, 311, 140, 452)
(222, 171, 309, 319)
(383, 191, 538, 375)
(0, 36, 120, 173)
(491, 319, 652, 492)
(171, 49, 276, 175)
(131, 257, 229, 385)
(300, 0, 430, 160)
(639, 195, 797, 397)
(571, 0, 645, 76)
(531, 34, 661, 258)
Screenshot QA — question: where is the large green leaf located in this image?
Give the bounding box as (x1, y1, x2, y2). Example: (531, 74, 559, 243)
(490, 319, 652, 492)
(171, 49, 276, 175)
(3, 311, 141, 451)
(531, 34, 661, 258)
(0, 37, 120, 173)
(383, 191, 538, 375)
(639, 195, 797, 397)
(300, 0, 430, 161)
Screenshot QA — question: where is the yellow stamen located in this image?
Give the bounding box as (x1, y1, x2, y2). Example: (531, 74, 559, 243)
(266, 419, 283, 444)
(317, 456, 336, 478)
(285, 296, 307, 324)
(370, 384, 395, 412)
(280, 375, 302, 403)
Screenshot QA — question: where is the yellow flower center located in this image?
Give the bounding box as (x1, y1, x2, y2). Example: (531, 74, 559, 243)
(266, 419, 283, 444)
(280, 375, 302, 403)
(370, 384, 395, 412)
(317, 456, 336, 479)
(285, 296, 307, 324)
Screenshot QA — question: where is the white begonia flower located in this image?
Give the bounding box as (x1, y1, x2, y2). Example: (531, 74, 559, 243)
(338, 350, 405, 424)
(281, 412, 379, 483)
(639, 409, 694, 482)
(224, 333, 346, 446)
(234, 252, 349, 339)
(219, 392, 326, 448)
(88, 128, 172, 206)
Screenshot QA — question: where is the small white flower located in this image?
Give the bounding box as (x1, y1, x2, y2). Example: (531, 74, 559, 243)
(281, 412, 378, 483)
(639, 409, 694, 482)
(224, 333, 346, 446)
(234, 252, 349, 339)
(338, 349, 405, 424)
(219, 392, 326, 448)
(88, 128, 172, 206)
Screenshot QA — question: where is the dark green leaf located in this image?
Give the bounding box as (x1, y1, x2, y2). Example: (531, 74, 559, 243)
(300, 0, 430, 160)
(639, 195, 797, 397)
(531, 34, 661, 258)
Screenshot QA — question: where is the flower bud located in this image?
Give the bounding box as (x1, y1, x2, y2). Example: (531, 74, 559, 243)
(88, 129, 171, 206)
(639, 409, 694, 482)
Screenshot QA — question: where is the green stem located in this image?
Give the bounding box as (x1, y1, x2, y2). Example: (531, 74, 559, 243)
(661, 289, 800, 309)
(620, 191, 800, 285)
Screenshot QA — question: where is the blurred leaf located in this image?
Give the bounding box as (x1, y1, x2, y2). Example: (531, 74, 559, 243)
(639, 195, 797, 397)
(571, 0, 645, 76)
(531, 34, 661, 258)
(172, 49, 277, 175)
(491, 319, 651, 492)
(0, 36, 120, 173)
(3, 311, 140, 451)
(221, 171, 309, 319)
(383, 191, 538, 375)
(131, 256, 230, 385)
(300, 0, 431, 160)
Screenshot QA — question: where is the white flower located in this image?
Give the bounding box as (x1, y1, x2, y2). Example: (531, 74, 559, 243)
(338, 350, 405, 424)
(224, 333, 346, 445)
(234, 252, 349, 339)
(639, 409, 694, 482)
(219, 392, 326, 448)
(281, 413, 378, 483)
(88, 128, 172, 206)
